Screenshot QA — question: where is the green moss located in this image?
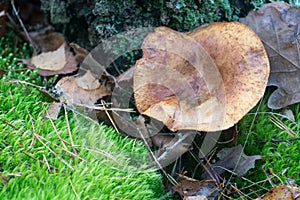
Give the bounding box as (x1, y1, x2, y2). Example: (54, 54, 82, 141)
(0, 34, 164, 199)
(237, 92, 300, 197)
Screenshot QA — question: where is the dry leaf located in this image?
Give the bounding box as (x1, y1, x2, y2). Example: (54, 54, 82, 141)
(22, 27, 65, 52)
(55, 76, 111, 106)
(44, 102, 62, 120)
(282, 108, 295, 122)
(202, 144, 261, 178)
(184, 196, 208, 200)
(31, 44, 66, 71)
(70, 42, 90, 64)
(240, 2, 300, 109)
(148, 132, 194, 168)
(173, 178, 218, 199)
(255, 185, 300, 200)
(134, 23, 269, 132)
(23, 43, 78, 76)
(75, 70, 100, 90)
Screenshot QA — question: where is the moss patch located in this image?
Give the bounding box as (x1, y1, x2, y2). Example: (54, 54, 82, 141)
(236, 92, 300, 197)
(0, 34, 164, 199)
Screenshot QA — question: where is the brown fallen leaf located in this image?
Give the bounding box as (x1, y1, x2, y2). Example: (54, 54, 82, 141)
(240, 2, 300, 109)
(23, 43, 78, 76)
(202, 144, 261, 178)
(22, 26, 65, 52)
(282, 108, 295, 122)
(148, 132, 194, 168)
(134, 23, 269, 132)
(31, 44, 66, 71)
(173, 178, 218, 199)
(255, 185, 300, 200)
(44, 102, 62, 120)
(55, 76, 111, 106)
(70, 42, 90, 64)
(75, 70, 100, 90)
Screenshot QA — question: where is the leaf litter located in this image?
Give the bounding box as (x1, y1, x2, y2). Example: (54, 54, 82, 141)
(240, 2, 300, 109)
(6, 2, 300, 199)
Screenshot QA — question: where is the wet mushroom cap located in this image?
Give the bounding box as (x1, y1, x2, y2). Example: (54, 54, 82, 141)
(188, 22, 269, 130)
(134, 22, 269, 132)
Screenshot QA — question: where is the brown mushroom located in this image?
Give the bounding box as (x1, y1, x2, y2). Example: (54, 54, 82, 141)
(134, 22, 269, 132)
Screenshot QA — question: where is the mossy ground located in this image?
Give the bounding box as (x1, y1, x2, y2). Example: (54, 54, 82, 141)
(0, 34, 164, 199)
(235, 92, 300, 198)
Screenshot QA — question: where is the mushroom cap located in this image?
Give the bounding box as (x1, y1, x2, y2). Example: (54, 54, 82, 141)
(134, 22, 269, 132)
(189, 22, 269, 130)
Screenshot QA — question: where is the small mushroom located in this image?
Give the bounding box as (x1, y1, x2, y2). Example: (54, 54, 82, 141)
(134, 22, 269, 132)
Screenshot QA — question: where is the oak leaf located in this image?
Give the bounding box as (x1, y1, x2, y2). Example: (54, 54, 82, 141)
(240, 2, 300, 109)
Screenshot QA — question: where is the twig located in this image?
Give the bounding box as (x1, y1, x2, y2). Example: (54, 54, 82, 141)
(0, 117, 19, 130)
(73, 145, 121, 166)
(271, 137, 300, 143)
(228, 184, 250, 200)
(269, 114, 297, 137)
(47, 111, 69, 150)
(22, 151, 59, 172)
(248, 112, 299, 129)
(63, 104, 77, 154)
(261, 165, 275, 187)
(137, 128, 178, 186)
(69, 178, 81, 200)
(101, 99, 119, 133)
(10, 0, 36, 52)
(43, 154, 51, 172)
(75, 103, 134, 112)
(28, 134, 35, 150)
(7, 79, 43, 90)
(33, 131, 88, 163)
(27, 109, 74, 170)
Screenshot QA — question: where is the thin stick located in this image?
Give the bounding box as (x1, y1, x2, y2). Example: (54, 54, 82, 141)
(73, 145, 121, 166)
(43, 154, 51, 172)
(10, 0, 36, 52)
(248, 112, 299, 128)
(63, 104, 77, 154)
(47, 111, 69, 150)
(0, 117, 20, 130)
(8, 79, 44, 90)
(269, 114, 297, 137)
(22, 151, 59, 172)
(261, 165, 275, 187)
(34, 132, 88, 163)
(27, 109, 74, 170)
(75, 103, 134, 112)
(137, 128, 177, 186)
(28, 135, 35, 150)
(69, 178, 81, 200)
(101, 100, 119, 133)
